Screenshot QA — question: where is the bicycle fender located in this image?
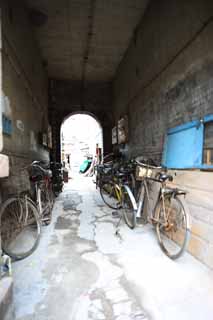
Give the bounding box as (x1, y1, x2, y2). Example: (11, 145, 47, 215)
(123, 185, 138, 211)
(176, 195, 191, 231)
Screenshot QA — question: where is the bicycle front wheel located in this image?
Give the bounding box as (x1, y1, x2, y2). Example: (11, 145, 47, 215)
(100, 181, 122, 210)
(122, 185, 137, 229)
(155, 195, 190, 259)
(0, 197, 41, 261)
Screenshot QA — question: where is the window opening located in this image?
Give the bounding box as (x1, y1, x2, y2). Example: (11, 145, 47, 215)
(203, 121, 213, 166)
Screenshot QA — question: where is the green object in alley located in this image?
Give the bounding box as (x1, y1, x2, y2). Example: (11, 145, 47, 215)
(79, 160, 92, 173)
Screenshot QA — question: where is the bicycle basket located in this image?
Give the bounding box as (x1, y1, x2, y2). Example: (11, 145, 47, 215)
(135, 165, 154, 181)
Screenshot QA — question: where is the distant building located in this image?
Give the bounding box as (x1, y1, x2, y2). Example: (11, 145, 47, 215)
(61, 114, 103, 172)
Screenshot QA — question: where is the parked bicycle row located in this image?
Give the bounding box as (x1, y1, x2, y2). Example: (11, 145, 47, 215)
(0, 160, 64, 261)
(95, 155, 191, 260)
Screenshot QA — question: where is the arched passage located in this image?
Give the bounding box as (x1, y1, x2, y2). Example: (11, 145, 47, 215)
(60, 112, 103, 175)
(48, 80, 113, 163)
(49, 106, 113, 163)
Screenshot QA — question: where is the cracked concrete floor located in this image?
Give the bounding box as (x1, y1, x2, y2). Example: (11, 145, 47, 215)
(12, 177, 213, 320)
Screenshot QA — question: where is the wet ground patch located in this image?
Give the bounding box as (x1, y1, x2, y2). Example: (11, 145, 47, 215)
(62, 192, 82, 211)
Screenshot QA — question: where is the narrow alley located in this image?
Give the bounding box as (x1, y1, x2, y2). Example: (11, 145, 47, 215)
(12, 177, 213, 320)
(1, 1, 213, 319)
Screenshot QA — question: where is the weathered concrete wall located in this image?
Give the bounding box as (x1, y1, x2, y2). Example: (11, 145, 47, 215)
(113, 0, 213, 267)
(1, 1, 49, 195)
(49, 80, 113, 161)
(170, 171, 213, 267)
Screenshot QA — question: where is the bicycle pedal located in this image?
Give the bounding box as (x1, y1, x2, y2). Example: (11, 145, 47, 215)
(42, 217, 51, 222)
(42, 219, 51, 226)
(136, 217, 146, 225)
(112, 211, 120, 218)
(150, 218, 158, 225)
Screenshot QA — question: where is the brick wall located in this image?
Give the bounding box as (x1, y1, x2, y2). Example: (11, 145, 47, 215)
(1, 1, 49, 196)
(113, 0, 213, 267)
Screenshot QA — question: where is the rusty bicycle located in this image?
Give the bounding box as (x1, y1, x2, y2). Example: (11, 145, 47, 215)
(120, 158, 191, 259)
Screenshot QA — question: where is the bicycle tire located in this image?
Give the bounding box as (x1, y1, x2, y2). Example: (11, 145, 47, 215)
(122, 185, 137, 229)
(53, 189, 60, 197)
(100, 181, 122, 210)
(48, 187, 55, 209)
(40, 186, 52, 224)
(0, 197, 41, 261)
(155, 194, 190, 259)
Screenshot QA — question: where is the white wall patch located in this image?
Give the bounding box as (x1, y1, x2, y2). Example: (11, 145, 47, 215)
(16, 120, 25, 132)
(30, 130, 37, 151)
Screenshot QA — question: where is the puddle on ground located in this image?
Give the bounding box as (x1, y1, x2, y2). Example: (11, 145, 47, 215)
(55, 216, 73, 229)
(63, 193, 82, 211)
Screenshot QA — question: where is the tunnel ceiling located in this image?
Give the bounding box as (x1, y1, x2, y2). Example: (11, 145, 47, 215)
(26, 0, 149, 82)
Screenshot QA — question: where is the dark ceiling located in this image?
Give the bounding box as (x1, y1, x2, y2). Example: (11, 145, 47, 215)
(26, 0, 149, 82)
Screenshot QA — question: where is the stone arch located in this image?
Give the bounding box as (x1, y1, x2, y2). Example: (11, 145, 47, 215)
(50, 108, 113, 162)
(61, 110, 103, 130)
(48, 80, 113, 161)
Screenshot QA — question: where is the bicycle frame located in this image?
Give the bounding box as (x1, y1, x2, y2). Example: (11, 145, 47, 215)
(115, 175, 136, 207)
(114, 183, 122, 203)
(32, 180, 45, 217)
(136, 178, 187, 224)
(135, 179, 163, 221)
(135, 179, 151, 220)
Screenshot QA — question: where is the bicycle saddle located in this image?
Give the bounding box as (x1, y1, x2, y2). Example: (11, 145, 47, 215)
(159, 173, 173, 182)
(119, 168, 133, 175)
(30, 164, 52, 179)
(32, 160, 49, 170)
(98, 163, 112, 169)
(97, 165, 105, 169)
(115, 170, 129, 179)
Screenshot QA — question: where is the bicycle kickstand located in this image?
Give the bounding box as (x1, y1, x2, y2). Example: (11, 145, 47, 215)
(115, 214, 122, 236)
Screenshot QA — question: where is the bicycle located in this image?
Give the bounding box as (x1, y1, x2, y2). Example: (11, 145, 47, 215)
(0, 192, 41, 261)
(120, 158, 191, 259)
(29, 161, 54, 225)
(99, 160, 136, 211)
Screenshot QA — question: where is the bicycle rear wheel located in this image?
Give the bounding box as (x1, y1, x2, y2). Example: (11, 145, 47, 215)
(122, 185, 136, 229)
(155, 195, 190, 259)
(0, 197, 41, 260)
(100, 181, 122, 210)
(39, 185, 52, 225)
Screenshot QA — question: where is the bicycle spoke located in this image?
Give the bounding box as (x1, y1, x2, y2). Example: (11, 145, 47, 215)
(100, 182, 122, 210)
(156, 195, 190, 259)
(1, 197, 41, 260)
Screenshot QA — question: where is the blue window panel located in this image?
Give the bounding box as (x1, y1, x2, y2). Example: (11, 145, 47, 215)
(162, 120, 204, 169)
(2, 115, 12, 135)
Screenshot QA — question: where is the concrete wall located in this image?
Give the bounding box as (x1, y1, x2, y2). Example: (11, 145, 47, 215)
(1, 1, 49, 195)
(113, 0, 213, 267)
(170, 171, 213, 267)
